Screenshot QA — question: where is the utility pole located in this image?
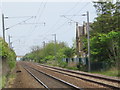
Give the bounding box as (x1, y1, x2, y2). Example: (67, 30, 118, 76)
(2, 14, 5, 41)
(43, 41, 46, 57)
(8, 35, 12, 48)
(76, 22, 79, 58)
(86, 11, 91, 72)
(52, 34, 57, 61)
(43, 41, 46, 48)
(8, 35, 11, 48)
(10, 42, 13, 49)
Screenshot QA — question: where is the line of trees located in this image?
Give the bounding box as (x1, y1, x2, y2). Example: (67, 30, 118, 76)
(22, 41, 75, 67)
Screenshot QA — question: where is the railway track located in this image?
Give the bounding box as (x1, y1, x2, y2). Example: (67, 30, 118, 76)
(22, 65, 82, 90)
(33, 63, 120, 89)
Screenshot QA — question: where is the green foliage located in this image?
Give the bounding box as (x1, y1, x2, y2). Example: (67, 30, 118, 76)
(0, 37, 16, 69)
(66, 67, 78, 70)
(8, 60, 16, 69)
(91, 67, 120, 77)
(63, 47, 74, 58)
(90, 31, 120, 65)
(57, 60, 68, 68)
(91, 1, 120, 34)
(87, 1, 120, 70)
(2, 76, 6, 88)
(22, 41, 75, 65)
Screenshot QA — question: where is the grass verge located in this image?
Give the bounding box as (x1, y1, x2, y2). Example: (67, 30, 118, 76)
(1, 67, 16, 88)
(2, 76, 7, 88)
(91, 68, 120, 77)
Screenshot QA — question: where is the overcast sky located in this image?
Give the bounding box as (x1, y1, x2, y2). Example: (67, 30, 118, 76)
(0, 0, 98, 56)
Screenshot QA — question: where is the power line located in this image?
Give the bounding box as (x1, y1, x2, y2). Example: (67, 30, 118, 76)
(35, 0, 45, 16)
(50, 2, 90, 33)
(5, 16, 36, 30)
(54, 2, 91, 31)
(4, 16, 36, 19)
(63, 1, 81, 14)
(74, 2, 90, 15)
(17, 22, 45, 25)
(60, 2, 90, 21)
(37, 1, 47, 21)
(37, 1, 83, 38)
(34, 0, 47, 28)
(61, 15, 78, 23)
(40, 2, 91, 43)
(32, 0, 45, 29)
(27, 0, 47, 39)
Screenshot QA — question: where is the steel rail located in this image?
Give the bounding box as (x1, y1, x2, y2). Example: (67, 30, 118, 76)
(23, 66, 50, 90)
(25, 65, 82, 90)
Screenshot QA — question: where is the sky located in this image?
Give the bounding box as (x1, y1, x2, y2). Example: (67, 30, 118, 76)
(0, 0, 98, 56)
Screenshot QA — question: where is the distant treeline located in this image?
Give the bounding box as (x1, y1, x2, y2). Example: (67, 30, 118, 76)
(22, 41, 75, 67)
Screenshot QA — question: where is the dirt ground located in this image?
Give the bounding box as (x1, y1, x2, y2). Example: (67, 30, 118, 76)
(6, 61, 44, 88)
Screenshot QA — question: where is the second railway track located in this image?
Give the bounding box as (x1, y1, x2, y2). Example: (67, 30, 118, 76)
(36, 64, 119, 89)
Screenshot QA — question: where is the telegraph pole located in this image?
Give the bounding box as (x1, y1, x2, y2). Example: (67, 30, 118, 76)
(43, 41, 46, 49)
(2, 14, 5, 41)
(76, 22, 79, 57)
(8, 35, 12, 48)
(86, 11, 91, 72)
(52, 34, 57, 61)
(43, 41, 46, 57)
(8, 35, 11, 48)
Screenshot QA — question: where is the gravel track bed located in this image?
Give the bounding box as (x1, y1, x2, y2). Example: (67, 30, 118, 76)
(38, 64, 119, 88)
(24, 62, 109, 89)
(25, 66, 77, 89)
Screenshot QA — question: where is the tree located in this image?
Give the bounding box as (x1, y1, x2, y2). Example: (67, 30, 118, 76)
(64, 47, 74, 58)
(82, 1, 120, 69)
(91, 1, 120, 34)
(90, 31, 120, 67)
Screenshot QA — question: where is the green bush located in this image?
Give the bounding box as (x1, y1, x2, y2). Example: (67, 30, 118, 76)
(58, 60, 67, 68)
(2, 76, 6, 88)
(66, 67, 78, 70)
(8, 60, 16, 69)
